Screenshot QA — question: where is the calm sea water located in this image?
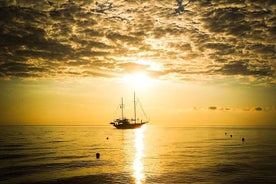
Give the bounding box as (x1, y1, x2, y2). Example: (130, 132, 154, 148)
(0, 125, 275, 184)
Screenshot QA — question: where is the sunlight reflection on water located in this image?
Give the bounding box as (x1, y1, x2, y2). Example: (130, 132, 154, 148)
(133, 126, 145, 184)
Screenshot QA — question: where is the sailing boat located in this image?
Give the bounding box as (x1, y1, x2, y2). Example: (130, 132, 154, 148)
(110, 93, 148, 129)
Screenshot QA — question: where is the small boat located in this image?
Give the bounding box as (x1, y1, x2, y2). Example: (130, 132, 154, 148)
(110, 93, 148, 129)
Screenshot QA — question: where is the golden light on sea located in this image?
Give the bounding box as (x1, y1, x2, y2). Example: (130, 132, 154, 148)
(133, 126, 145, 184)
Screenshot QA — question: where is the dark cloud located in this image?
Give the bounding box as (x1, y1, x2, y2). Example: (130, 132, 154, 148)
(0, 0, 275, 84)
(215, 60, 273, 76)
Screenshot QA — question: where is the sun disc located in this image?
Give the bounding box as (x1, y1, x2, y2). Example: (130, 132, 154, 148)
(123, 73, 151, 90)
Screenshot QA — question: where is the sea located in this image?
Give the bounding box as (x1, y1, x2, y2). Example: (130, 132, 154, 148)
(0, 125, 275, 184)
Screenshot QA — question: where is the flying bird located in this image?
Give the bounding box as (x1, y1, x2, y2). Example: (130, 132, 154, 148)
(94, 1, 113, 14)
(175, 0, 191, 14)
(47, 0, 55, 7)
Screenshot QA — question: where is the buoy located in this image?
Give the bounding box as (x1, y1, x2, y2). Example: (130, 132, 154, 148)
(230, 135, 232, 138)
(96, 152, 100, 159)
(242, 138, 245, 142)
(225, 132, 227, 135)
(106, 137, 109, 140)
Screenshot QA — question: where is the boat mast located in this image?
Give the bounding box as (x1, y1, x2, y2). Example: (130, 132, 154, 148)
(120, 97, 124, 119)
(134, 92, 136, 124)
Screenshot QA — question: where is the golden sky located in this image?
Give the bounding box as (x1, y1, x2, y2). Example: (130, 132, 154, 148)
(0, 0, 275, 126)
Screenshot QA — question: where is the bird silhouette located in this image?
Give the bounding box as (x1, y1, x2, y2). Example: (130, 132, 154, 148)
(47, 0, 55, 7)
(175, 0, 190, 14)
(94, 1, 113, 14)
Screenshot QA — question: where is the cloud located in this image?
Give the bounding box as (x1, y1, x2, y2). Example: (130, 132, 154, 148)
(209, 106, 217, 110)
(215, 60, 273, 76)
(196, 106, 275, 112)
(0, 0, 275, 85)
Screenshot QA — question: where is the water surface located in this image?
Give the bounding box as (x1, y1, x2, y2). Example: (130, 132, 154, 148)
(0, 125, 275, 183)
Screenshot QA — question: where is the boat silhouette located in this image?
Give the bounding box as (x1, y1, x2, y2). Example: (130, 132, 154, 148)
(110, 93, 148, 129)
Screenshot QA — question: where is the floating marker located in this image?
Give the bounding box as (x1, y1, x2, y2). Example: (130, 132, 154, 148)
(96, 152, 100, 159)
(225, 132, 227, 135)
(230, 135, 232, 138)
(106, 137, 109, 140)
(242, 138, 245, 142)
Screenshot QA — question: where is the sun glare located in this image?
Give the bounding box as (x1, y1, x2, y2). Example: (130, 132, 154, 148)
(123, 73, 152, 90)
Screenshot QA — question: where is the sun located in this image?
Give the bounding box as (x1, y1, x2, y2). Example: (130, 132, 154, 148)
(123, 72, 152, 90)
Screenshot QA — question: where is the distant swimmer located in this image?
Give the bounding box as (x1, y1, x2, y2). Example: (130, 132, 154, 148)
(230, 135, 232, 138)
(242, 138, 245, 142)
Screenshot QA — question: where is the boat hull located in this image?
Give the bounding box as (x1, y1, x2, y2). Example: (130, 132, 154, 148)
(113, 123, 145, 129)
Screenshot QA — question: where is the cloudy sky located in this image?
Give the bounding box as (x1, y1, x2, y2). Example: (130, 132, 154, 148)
(0, 0, 275, 126)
